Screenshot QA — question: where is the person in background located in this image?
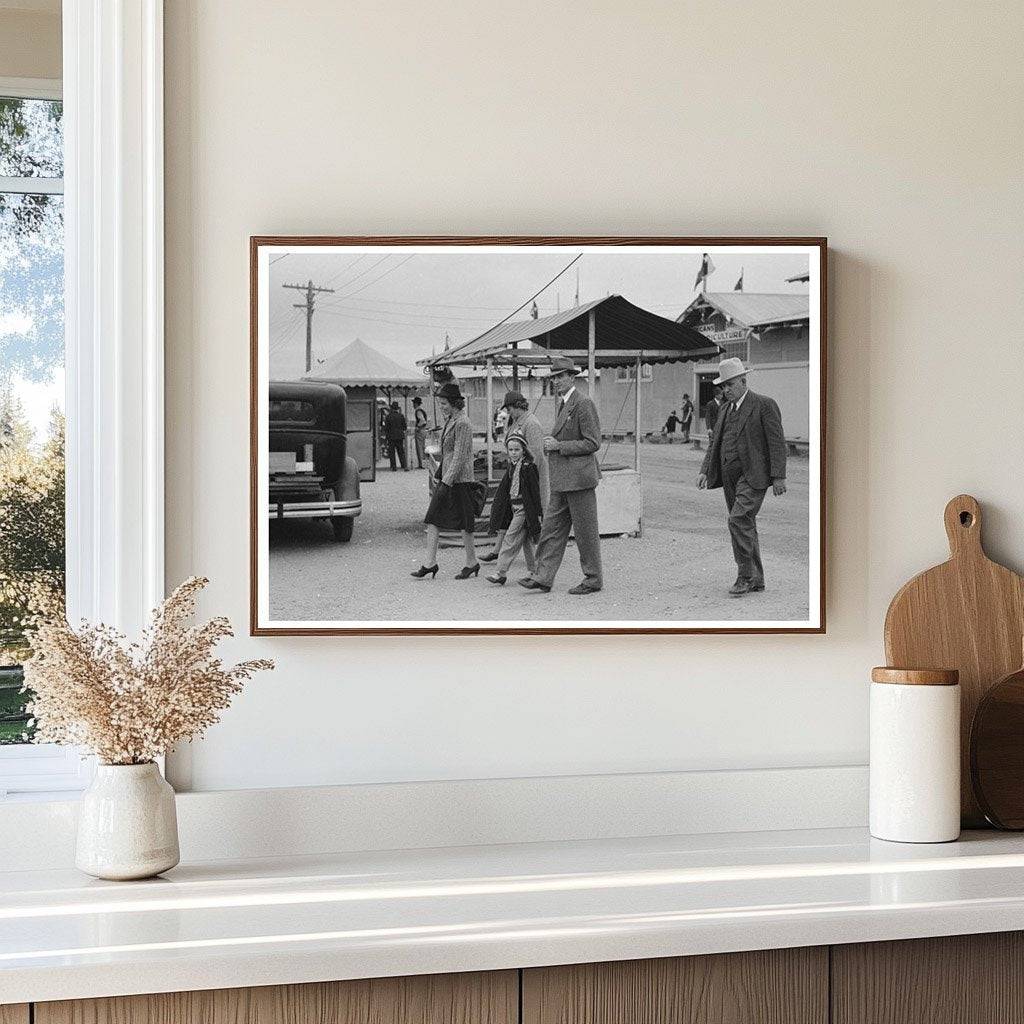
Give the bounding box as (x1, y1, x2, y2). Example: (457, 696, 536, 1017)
(679, 393, 694, 443)
(703, 386, 724, 439)
(520, 357, 603, 595)
(384, 401, 409, 471)
(413, 382, 479, 580)
(664, 410, 680, 439)
(412, 396, 428, 469)
(493, 404, 508, 439)
(485, 433, 542, 585)
(481, 391, 548, 563)
(697, 358, 787, 597)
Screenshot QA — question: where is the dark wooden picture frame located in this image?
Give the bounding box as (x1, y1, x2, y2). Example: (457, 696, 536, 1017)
(250, 236, 827, 636)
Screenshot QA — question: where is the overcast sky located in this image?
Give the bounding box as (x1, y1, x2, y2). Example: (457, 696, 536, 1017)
(267, 249, 810, 380)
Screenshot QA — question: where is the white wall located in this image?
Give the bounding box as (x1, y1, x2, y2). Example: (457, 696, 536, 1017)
(164, 0, 1024, 792)
(0, 5, 61, 80)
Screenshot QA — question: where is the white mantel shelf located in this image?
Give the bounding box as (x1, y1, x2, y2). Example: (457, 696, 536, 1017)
(4, 826, 1024, 1005)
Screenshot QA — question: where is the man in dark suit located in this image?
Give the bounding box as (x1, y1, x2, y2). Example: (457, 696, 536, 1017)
(697, 358, 787, 597)
(519, 356, 603, 595)
(384, 402, 409, 471)
(703, 386, 724, 436)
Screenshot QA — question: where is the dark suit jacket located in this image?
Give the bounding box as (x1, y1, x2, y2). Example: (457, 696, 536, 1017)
(704, 398, 723, 432)
(700, 390, 787, 491)
(548, 387, 601, 492)
(488, 458, 542, 541)
(384, 410, 407, 441)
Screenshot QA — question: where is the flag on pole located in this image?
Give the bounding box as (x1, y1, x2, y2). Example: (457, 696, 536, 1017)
(530, 300, 539, 319)
(693, 253, 716, 290)
(734, 268, 744, 291)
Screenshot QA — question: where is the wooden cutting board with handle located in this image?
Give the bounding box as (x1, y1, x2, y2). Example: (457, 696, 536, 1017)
(884, 494, 1024, 826)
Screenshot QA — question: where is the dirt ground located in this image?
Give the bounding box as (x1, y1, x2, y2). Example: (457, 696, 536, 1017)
(268, 440, 811, 624)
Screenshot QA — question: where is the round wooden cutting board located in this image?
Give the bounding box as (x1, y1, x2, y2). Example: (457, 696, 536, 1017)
(884, 495, 1024, 826)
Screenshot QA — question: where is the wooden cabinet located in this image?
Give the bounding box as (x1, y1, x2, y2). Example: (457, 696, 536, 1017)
(832, 932, 1024, 1024)
(24, 932, 1024, 1024)
(522, 948, 828, 1024)
(34, 971, 517, 1024)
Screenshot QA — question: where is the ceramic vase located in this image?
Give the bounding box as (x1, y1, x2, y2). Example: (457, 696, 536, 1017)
(76, 762, 180, 880)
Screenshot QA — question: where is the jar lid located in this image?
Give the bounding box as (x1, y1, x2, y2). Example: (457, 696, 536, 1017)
(871, 667, 959, 686)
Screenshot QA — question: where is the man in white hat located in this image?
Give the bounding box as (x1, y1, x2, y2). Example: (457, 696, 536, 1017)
(697, 357, 787, 597)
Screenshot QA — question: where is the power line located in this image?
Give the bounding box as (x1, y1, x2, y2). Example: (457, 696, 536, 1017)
(317, 303, 495, 324)
(333, 254, 416, 301)
(269, 316, 305, 356)
(440, 253, 584, 362)
(334, 296, 513, 312)
(322, 254, 390, 294)
(321, 253, 371, 288)
(316, 308, 492, 330)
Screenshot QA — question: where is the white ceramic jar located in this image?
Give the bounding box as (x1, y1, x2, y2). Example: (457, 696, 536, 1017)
(76, 762, 180, 880)
(869, 667, 961, 843)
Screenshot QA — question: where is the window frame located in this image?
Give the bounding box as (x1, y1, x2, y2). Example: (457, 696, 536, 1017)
(0, 0, 165, 799)
(0, 76, 78, 794)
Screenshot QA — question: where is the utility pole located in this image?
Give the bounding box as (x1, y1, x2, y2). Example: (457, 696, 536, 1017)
(283, 279, 335, 372)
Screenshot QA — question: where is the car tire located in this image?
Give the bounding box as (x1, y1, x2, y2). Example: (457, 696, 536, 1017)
(332, 516, 354, 542)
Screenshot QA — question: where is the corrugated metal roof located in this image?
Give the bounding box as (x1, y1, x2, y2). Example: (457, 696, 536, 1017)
(679, 292, 810, 328)
(306, 337, 427, 387)
(424, 295, 719, 368)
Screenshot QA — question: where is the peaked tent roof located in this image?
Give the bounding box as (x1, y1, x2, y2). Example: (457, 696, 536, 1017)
(306, 337, 427, 388)
(679, 292, 810, 329)
(423, 295, 720, 369)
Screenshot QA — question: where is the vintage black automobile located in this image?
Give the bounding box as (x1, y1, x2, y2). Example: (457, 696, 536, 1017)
(268, 381, 362, 541)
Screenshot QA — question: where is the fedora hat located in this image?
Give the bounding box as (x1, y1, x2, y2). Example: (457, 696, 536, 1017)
(547, 355, 584, 377)
(712, 357, 750, 385)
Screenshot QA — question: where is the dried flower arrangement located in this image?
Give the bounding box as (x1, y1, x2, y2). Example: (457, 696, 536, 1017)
(22, 577, 273, 765)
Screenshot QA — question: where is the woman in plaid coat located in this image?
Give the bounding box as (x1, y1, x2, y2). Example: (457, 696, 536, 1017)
(412, 382, 480, 580)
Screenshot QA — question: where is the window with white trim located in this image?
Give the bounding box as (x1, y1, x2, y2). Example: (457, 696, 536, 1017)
(0, 81, 89, 797)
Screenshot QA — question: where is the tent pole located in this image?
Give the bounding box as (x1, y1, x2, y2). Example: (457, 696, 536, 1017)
(511, 342, 519, 388)
(588, 309, 598, 416)
(403, 390, 410, 469)
(485, 358, 493, 483)
(634, 355, 641, 472)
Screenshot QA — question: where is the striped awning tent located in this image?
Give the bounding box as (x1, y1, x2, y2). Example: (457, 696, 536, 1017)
(421, 295, 720, 369)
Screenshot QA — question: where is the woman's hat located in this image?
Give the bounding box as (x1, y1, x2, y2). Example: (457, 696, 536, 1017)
(435, 381, 463, 402)
(502, 390, 527, 409)
(712, 357, 751, 385)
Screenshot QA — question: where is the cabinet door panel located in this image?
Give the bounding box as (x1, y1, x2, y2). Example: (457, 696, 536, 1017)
(523, 948, 828, 1024)
(832, 932, 1024, 1024)
(36, 970, 517, 1024)
(0, 1006, 29, 1024)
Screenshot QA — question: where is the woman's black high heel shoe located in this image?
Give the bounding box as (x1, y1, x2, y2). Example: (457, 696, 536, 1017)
(454, 563, 480, 580)
(410, 564, 439, 579)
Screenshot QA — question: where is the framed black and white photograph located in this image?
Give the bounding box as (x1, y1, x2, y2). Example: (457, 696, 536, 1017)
(250, 237, 826, 635)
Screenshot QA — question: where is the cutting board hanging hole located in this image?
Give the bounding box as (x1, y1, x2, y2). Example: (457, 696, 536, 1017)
(944, 494, 983, 557)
